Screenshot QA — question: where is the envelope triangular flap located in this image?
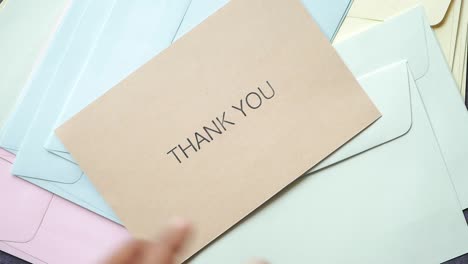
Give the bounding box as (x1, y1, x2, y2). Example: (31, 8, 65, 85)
(334, 6, 430, 80)
(348, 0, 451, 26)
(311, 62, 412, 172)
(0, 157, 52, 243)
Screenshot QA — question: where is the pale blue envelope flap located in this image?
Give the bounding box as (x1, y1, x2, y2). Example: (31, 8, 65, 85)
(11, 0, 115, 184)
(312, 61, 412, 172)
(0, 0, 90, 152)
(45, 0, 192, 162)
(334, 7, 429, 80)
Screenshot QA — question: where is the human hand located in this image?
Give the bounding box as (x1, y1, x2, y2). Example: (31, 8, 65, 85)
(103, 219, 268, 264)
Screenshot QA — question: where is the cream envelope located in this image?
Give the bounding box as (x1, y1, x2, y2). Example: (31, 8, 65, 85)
(432, 0, 461, 68)
(336, 0, 461, 67)
(0, 0, 70, 130)
(186, 62, 468, 264)
(452, 1, 468, 92)
(57, 0, 380, 261)
(348, 0, 451, 25)
(463, 34, 468, 98)
(334, 6, 468, 209)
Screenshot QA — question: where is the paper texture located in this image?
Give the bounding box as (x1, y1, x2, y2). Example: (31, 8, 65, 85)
(57, 0, 379, 260)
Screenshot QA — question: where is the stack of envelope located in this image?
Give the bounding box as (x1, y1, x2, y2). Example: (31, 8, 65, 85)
(335, 0, 468, 106)
(2, 0, 468, 264)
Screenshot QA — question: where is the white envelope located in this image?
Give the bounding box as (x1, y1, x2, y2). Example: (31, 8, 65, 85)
(334, 6, 468, 210)
(336, 0, 461, 68)
(187, 61, 468, 264)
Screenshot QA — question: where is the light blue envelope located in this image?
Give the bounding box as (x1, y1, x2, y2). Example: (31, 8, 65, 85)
(11, 0, 194, 222)
(173, 0, 353, 41)
(45, 0, 353, 161)
(45, 0, 192, 162)
(0, 0, 70, 130)
(0, 0, 92, 154)
(189, 62, 468, 264)
(11, 0, 123, 222)
(333, 6, 468, 210)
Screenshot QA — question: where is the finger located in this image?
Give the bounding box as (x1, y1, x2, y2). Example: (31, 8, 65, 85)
(157, 218, 192, 253)
(139, 241, 171, 264)
(139, 219, 192, 263)
(103, 240, 148, 264)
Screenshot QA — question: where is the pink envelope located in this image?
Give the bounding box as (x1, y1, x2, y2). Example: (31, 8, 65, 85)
(0, 148, 14, 163)
(0, 148, 131, 264)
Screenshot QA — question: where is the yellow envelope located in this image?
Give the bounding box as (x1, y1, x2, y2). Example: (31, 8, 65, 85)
(57, 0, 380, 261)
(336, 0, 461, 67)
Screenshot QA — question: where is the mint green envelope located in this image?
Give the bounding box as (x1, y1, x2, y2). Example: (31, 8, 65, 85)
(334, 6, 468, 210)
(189, 61, 468, 264)
(0, 0, 70, 130)
(0, 0, 91, 154)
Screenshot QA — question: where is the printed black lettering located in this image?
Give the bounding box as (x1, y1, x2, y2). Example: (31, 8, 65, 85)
(216, 112, 236, 131)
(245, 91, 262, 109)
(232, 99, 247, 117)
(166, 146, 181, 163)
(178, 138, 197, 159)
(167, 80, 276, 165)
(203, 120, 223, 140)
(258, 81, 275, 99)
(195, 132, 210, 150)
